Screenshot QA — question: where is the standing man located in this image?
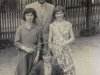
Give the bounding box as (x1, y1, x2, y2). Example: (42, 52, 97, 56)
(25, 0, 55, 48)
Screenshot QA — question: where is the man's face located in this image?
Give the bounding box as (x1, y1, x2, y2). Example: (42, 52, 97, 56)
(37, 0, 46, 4)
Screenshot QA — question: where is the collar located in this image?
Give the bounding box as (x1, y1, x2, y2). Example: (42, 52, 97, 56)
(37, 1, 46, 7)
(21, 23, 37, 30)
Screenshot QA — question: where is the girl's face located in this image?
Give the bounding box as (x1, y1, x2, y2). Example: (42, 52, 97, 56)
(43, 54, 51, 62)
(25, 12, 34, 23)
(55, 11, 64, 21)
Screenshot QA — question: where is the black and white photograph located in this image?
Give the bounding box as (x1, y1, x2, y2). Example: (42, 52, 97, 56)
(0, 0, 100, 75)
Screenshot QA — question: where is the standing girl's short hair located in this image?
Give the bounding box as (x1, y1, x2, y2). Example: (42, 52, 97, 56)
(53, 6, 66, 19)
(23, 8, 37, 22)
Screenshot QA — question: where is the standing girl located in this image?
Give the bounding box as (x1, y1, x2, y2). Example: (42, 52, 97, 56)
(48, 6, 75, 75)
(15, 8, 41, 75)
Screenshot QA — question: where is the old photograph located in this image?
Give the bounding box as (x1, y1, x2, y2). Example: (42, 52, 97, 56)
(0, 0, 100, 75)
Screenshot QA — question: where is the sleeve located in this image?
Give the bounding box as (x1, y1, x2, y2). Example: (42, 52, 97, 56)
(49, 23, 53, 29)
(64, 22, 73, 34)
(25, 4, 31, 9)
(14, 27, 23, 48)
(25, 5, 29, 9)
(36, 28, 42, 51)
(28, 64, 38, 75)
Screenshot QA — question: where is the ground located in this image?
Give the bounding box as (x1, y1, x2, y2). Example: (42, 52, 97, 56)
(0, 34, 100, 75)
(71, 34, 100, 75)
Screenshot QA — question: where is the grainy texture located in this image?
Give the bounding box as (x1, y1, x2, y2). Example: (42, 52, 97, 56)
(0, 34, 100, 75)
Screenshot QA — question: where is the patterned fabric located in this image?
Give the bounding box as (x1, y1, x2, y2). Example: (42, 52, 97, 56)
(44, 62, 52, 75)
(50, 20, 75, 75)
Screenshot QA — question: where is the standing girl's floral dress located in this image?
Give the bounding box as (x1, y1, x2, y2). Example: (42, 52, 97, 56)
(49, 20, 75, 75)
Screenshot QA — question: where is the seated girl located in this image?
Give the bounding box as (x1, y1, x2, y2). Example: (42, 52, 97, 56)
(28, 48, 62, 75)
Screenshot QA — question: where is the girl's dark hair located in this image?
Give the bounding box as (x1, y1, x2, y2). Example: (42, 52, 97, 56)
(53, 6, 66, 19)
(23, 8, 37, 22)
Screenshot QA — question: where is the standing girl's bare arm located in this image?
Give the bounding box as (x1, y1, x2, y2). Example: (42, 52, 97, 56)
(48, 26, 53, 49)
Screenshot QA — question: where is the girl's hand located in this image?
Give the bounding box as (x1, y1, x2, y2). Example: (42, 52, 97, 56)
(63, 65, 74, 73)
(33, 55, 39, 65)
(21, 46, 34, 53)
(26, 48, 34, 53)
(33, 50, 40, 65)
(60, 42, 67, 49)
